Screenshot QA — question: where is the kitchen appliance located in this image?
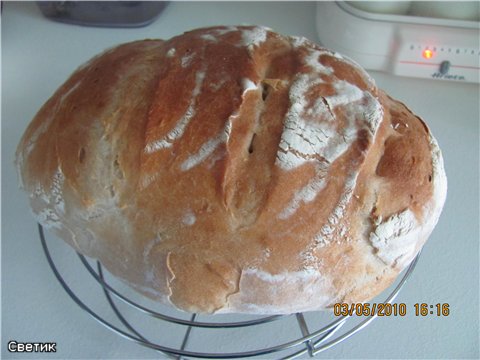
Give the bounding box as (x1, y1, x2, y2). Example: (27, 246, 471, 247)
(37, 1, 169, 28)
(316, 1, 480, 83)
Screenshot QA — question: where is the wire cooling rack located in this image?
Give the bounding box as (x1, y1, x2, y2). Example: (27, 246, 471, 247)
(39, 224, 420, 359)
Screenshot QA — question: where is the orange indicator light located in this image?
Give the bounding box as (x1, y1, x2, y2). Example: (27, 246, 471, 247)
(422, 49, 434, 59)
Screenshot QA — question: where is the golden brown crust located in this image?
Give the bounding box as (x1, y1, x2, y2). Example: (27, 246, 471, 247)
(16, 26, 447, 314)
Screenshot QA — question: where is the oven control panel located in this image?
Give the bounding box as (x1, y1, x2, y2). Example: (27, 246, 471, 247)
(316, 2, 480, 84)
(392, 27, 479, 83)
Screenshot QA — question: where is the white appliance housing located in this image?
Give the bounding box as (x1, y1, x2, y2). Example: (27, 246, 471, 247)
(316, 1, 480, 83)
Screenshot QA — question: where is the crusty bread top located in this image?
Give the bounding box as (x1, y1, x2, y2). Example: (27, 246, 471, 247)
(16, 26, 447, 314)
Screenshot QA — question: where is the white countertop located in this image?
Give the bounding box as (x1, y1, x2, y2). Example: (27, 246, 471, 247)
(2, 2, 479, 359)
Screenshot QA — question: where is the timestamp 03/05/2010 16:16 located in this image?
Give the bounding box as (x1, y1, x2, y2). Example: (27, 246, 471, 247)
(333, 302, 450, 317)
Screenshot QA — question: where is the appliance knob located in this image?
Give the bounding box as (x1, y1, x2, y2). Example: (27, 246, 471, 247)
(439, 61, 451, 75)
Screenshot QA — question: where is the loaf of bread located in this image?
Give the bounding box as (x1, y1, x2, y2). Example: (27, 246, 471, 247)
(16, 26, 447, 314)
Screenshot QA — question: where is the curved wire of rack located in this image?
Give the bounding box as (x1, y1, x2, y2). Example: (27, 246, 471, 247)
(39, 223, 420, 359)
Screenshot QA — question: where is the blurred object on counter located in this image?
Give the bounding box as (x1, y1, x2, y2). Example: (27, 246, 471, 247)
(37, 1, 169, 28)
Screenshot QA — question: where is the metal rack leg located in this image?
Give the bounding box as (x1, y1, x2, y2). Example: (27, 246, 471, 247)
(97, 262, 149, 342)
(295, 313, 314, 357)
(177, 313, 197, 360)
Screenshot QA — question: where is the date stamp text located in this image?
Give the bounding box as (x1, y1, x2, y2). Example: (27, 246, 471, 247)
(333, 303, 450, 317)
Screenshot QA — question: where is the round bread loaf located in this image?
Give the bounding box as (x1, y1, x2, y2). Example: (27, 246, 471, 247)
(16, 26, 447, 314)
